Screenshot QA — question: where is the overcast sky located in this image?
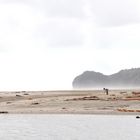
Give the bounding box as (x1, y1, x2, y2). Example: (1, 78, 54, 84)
(0, 0, 140, 90)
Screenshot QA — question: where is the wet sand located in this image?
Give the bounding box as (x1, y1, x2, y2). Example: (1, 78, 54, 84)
(0, 90, 140, 114)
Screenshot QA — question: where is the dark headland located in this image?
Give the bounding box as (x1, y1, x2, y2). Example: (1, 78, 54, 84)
(72, 68, 140, 89)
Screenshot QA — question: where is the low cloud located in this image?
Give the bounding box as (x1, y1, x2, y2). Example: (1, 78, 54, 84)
(1, 0, 140, 27)
(34, 20, 83, 47)
(88, 0, 140, 26)
(0, 0, 85, 18)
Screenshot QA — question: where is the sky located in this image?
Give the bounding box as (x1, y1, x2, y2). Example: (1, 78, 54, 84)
(0, 0, 140, 90)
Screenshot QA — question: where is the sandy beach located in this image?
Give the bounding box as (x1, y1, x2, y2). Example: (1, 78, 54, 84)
(0, 90, 140, 114)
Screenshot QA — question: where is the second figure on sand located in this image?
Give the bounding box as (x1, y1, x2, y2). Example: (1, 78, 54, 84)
(103, 88, 109, 95)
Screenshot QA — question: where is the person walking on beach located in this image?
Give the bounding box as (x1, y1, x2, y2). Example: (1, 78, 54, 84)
(103, 88, 109, 95)
(105, 88, 109, 95)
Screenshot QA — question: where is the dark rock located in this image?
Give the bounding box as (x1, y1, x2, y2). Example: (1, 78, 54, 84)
(0, 111, 8, 114)
(32, 102, 39, 105)
(62, 107, 66, 109)
(16, 95, 22, 97)
(6, 102, 12, 104)
(23, 93, 29, 95)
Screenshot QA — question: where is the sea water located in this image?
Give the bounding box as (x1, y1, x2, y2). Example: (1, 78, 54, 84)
(0, 115, 139, 140)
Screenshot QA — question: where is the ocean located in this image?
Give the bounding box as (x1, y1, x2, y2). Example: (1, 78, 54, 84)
(0, 115, 139, 140)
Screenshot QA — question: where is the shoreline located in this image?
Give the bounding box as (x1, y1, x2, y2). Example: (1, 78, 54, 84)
(1, 110, 139, 115)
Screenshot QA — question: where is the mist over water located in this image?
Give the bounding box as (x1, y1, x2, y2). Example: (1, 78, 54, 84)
(72, 86, 140, 90)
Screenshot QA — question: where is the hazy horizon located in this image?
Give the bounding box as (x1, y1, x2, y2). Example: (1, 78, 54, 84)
(1, 0, 140, 90)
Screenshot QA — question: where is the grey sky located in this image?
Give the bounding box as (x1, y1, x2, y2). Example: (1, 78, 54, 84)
(0, 0, 140, 90)
(88, 0, 140, 26)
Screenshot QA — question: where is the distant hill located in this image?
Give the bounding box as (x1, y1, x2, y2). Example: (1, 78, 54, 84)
(72, 68, 140, 89)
